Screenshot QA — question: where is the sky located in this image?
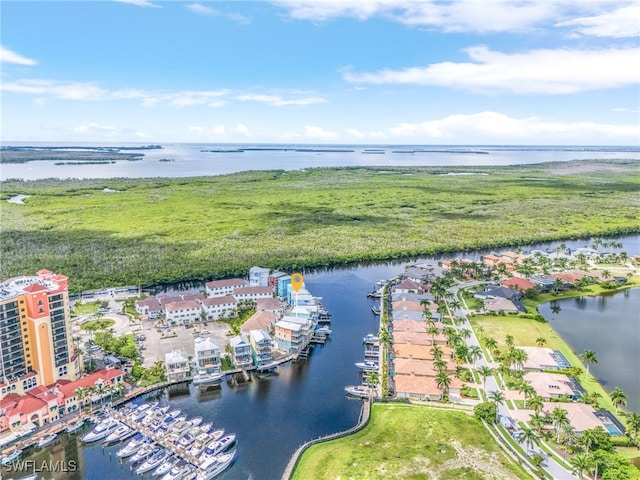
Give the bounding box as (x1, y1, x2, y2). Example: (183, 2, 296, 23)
(1, 0, 639, 145)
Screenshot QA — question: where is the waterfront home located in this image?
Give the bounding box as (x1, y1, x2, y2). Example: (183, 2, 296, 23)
(519, 347, 572, 371)
(165, 300, 201, 326)
(135, 297, 162, 318)
(500, 277, 537, 292)
(529, 274, 556, 292)
(392, 310, 427, 322)
(391, 292, 435, 304)
(248, 330, 272, 366)
(394, 374, 462, 401)
(241, 310, 277, 333)
(249, 266, 270, 287)
(391, 279, 426, 294)
(473, 285, 526, 312)
(393, 357, 456, 376)
(233, 286, 274, 302)
(229, 335, 252, 369)
(393, 343, 453, 361)
(523, 372, 583, 401)
(194, 337, 222, 376)
(393, 330, 447, 346)
(483, 297, 519, 314)
(391, 300, 424, 312)
(392, 319, 444, 333)
(165, 350, 191, 382)
(286, 286, 314, 305)
(401, 265, 442, 282)
(272, 273, 291, 298)
(201, 296, 237, 321)
(513, 403, 625, 436)
(205, 278, 248, 297)
(274, 320, 305, 354)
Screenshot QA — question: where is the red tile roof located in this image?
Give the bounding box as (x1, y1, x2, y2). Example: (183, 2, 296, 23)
(22, 284, 47, 293)
(501, 277, 536, 291)
(202, 296, 237, 307)
(57, 369, 124, 398)
(205, 278, 248, 289)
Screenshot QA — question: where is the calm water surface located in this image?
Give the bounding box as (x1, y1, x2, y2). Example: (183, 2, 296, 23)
(2, 143, 638, 180)
(539, 288, 640, 412)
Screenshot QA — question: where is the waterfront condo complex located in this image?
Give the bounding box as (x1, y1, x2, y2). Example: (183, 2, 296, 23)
(0, 270, 81, 399)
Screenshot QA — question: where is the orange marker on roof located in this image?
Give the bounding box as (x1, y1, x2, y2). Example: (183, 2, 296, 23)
(291, 273, 304, 292)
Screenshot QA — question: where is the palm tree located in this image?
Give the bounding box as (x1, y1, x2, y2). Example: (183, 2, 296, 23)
(625, 412, 640, 445)
(519, 383, 536, 409)
(484, 337, 498, 354)
(488, 390, 505, 422)
(434, 358, 448, 372)
(364, 370, 379, 398)
(427, 325, 440, 345)
(517, 426, 539, 452)
(435, 371, 452, 399)
(511, 348, 528, 371)
(528, 395, 544, 415)
(478, 366, 492, 389)
(535, 337, 546, 348)
(431, 345, 443, 360)
(528, 411, 546, 434)
(504, 334, 514, 349)
(550, 406, 570, 443)
(468, 345, 482, 366)
(582, 391, 602, 408)
(570, 453, 591, 479)
(580, 349, 598, 380)
(609, 387, 627, 413)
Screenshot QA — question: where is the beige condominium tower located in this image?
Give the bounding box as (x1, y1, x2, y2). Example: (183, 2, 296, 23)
(0, 269, 81, 399)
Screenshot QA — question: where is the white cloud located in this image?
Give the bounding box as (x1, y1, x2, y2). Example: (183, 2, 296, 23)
(0, 46, 37, 65)
(236, 93, 326, 106)
(1, 79, 230, 107)
(303, 125, 337, 139)
(188, 124, 251, 139)
(346, 128, 386, 139)
(342, 46, 640, 94)
(273, 0, 561, 33)
(186, 3, 250, 23)
(386, 111, 640, 141)
(114, 0, 162, 8)
(555, 4, 640, 38)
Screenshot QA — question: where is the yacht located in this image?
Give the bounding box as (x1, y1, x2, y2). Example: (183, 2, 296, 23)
(65, 420, 85, 434)
(192, 370, 224, 386)
(136, 448, 168, 475)
(201, 433, 235, 463)
(36, 432, 58, 448)
(80, 418, 118, 443)
(345, 385, 371, 398)
(159, 459, 193, 480)
(355, 361, 378, 371)
(196, 450, 236, 480)
(189, 416, 203, 427)
(103, 424, 132, 444)
(1, 449, 22, 466)
(130, 444, 159, 465)
(116, 433, 147, 458)
(153, 456, 178, 477)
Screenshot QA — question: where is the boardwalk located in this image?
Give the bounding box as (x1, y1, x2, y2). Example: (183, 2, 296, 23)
(280, 399, 371, 480)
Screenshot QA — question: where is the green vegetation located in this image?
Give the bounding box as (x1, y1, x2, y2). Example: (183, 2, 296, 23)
(292, 403, 531, 480)
(72, 300, 107, 316)
(80, 319, 115, 331)
(469, 315, 619, 415)
(2, 160, 639, 292)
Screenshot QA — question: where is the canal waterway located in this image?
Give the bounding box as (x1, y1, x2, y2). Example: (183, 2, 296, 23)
(539, 288, 640, 412)
(11, 235, 639, 480)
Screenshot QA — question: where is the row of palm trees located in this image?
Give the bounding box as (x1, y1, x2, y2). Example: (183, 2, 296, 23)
(74, 382, 125, 408)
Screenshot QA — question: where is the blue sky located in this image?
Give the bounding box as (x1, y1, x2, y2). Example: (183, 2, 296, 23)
(1, 0, 639, 144)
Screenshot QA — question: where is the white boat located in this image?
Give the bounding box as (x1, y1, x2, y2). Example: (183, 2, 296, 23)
(131, 444, 159, 465)
(153, 456, 178, 477)
(189, 416, 203, 427)
(345, 385, 371, 398)
(1, 449, 23, 465)
(160, 459, 193, 480)
(81, 418, 118, 443)
(355, 361, 378, 371)
(36, 432, 58, 448)
(315, 326, 332, 335)
(187, 432, 213, 457)
(196, 450, 236, 480)
(65, 419, 85, 433)
(192, 370, 224, 386)
(116, 433, 147, 458)
(103, 424, 132, 444)
(176, 432, 196, 448)
(201, 433, 235, 463)
(199, 422, 213, 434)
(136, 448, 168, 475)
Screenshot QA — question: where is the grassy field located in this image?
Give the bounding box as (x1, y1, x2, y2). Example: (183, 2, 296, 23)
(2, 160, 639, 292)
(292, 403, 532, 480)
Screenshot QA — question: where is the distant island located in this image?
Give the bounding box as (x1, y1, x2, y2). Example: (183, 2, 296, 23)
(0, 145, 161, 164)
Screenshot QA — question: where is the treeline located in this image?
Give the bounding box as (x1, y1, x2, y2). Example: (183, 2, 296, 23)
(1, 162, 639, 293)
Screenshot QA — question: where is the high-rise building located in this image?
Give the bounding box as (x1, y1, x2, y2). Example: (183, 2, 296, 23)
(0, 270, 80, 399)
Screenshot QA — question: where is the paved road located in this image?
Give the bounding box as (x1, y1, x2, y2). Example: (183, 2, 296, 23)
(450, 285, 577, 480)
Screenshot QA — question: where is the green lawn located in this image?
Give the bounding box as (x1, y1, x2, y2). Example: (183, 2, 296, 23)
(72, 300, 105, 316)
(292, 403, 532, 480)
(80, 319, 115, 331)
(2, 160, 639, 292)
